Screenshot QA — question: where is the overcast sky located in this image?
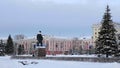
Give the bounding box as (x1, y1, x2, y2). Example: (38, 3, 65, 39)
(0, 0, 120, 38)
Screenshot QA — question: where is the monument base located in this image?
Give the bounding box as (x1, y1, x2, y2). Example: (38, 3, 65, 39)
(34, 47, 46, 57)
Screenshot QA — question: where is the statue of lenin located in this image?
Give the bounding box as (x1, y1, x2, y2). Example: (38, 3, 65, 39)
(37, 31, 43, 46)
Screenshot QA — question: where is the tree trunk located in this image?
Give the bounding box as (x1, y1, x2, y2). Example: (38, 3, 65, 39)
(106, 54, 109, 58)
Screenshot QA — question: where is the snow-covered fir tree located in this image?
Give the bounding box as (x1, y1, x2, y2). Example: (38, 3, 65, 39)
(95, 5, 118, 58)
(5, 35, 14, 55)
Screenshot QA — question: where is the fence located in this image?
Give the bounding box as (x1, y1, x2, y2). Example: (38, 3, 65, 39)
(11, 56, 120, 63)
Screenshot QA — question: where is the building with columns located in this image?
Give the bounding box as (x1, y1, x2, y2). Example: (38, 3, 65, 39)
(14, 35, 93, 55)
(14, 38, 36, 55)
(44, 36, 72, 55)
(44, 36, 93, 55)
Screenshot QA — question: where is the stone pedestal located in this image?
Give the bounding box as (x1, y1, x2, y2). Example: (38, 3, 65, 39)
(34, 46, 46, 57)
(37, 48, 46, 57)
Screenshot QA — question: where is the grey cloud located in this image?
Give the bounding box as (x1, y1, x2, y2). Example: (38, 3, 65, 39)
(0, 0, 120, 37)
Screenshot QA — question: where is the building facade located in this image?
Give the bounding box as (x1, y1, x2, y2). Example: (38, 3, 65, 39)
(14, 38, 36, 55)
(44, 36, 72, 55)
(44, 36, 93, 55)
(14, 35, 93, 55)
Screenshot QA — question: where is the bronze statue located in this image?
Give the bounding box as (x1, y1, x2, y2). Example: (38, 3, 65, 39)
(37, 31, 43, 46)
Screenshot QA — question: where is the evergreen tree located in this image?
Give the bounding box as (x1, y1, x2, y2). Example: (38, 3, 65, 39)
(5, 35, 14, 55)
(0, 40, 5, 56)
(95, 5, 118, 58)
(18, 45, 22, 55)
(18, 44, 25, 55)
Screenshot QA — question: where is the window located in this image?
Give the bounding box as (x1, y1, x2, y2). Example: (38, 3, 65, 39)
(56, 43, 58, 48)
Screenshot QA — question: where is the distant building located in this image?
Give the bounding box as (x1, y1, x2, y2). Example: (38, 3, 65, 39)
(43, 36, 72, 55)
(43, 36, 93, 55)
(14, 34, 26, 40)
(13, 35, 94, 55)
(14, 38, 36, 55)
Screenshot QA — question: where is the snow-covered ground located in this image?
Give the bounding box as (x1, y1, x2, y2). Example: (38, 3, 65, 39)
(0, 56, 120, 68)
